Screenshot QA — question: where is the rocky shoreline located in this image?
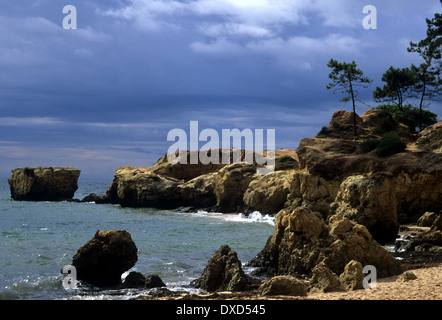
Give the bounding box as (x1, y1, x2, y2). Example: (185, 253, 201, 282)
(8, 109, 442, 299)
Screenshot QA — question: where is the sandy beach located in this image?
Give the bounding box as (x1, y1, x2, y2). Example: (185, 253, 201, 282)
(147, 262, 442, 301)
(303, 263, 442, 300)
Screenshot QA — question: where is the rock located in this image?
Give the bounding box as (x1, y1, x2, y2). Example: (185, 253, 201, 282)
(80, 193, 109, 204)
(296, 137, 359, 172)
(243, 171, 294, 214)
(330, 174, 398, 244)
(338, 260, 364, 290)
(248, 207, 403, 279)
(191, 245, 249, 292)
(417, 212, 438, 227)
(8, 166, 80, 201)
(145, 274, 166, 288)
(72, 230, 138, 288)
(152, 150, 226, 181)
(212, 164, 257, 212)
(415, 120, 442, 152)
(122, 271, 146, 289)
(324, 215, 403, 277)
(258, 275, 308, 297)
(410, 215, 442, 250)
(309, 262, 343, 292)
(104, 166, 216, 209)
(396, 271, 417, 282)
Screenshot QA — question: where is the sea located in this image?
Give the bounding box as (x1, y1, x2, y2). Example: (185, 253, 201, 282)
(0, 178, 274, 300)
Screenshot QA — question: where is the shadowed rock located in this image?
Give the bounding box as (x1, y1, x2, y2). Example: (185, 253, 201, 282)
(8, 166, 80, 201)
(72, 230, 138, 288)
(191, 245, 249, 292)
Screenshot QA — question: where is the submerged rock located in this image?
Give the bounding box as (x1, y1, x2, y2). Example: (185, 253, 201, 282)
(145, 274, 166, 289)
(72, 229, 138, 288)
(122, 271, 146, 289)
(8, 166, 80, 201)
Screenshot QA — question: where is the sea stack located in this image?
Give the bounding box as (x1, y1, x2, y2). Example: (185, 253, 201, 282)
(72, 229, 138, 288)
(8, 166, 80, 201)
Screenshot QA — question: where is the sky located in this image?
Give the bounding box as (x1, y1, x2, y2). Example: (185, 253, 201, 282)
(0, 0, 441, 179)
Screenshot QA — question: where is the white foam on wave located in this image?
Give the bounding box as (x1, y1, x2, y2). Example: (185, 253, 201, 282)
(192, 210, 275, 226)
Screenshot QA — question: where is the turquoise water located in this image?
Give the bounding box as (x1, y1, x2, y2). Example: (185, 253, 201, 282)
(0, 178, 274, 300)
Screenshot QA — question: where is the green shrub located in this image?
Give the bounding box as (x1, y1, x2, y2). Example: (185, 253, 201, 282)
(317, 126, 330, 137)
(418, 137, 430, 145)
(375, 132, 406, 157)
(375, 104, 438, 132)
(436, 128, 442, 141)
(360, 139, 381, 153)
(277, 155, 296, 163)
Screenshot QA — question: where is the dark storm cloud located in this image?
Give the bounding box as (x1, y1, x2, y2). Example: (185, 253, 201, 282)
(0, 0, 440, 178)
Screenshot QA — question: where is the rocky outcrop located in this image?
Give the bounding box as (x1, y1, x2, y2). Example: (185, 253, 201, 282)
(104, 166, 216, 209)
(212, 164, 257, 212)
(417, 211, 439, 227)
(247, 207, 403, 279)
(416, 120, 442, 152)
(8, 166, 80, 201)
(330, 174, 398, 244)
(72, 230, 138, 288)
(243, 170, 293, 214)
(190, 245, 250, 292)
(97, 110, 441, 246)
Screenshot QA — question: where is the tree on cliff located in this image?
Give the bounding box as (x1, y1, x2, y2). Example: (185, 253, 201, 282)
(373, 66, 415, 112)
(326, 59, 372, 138)
(407, 8, 441, 131)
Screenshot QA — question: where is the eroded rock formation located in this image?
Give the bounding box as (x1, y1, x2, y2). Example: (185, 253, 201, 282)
(96, 110, 442, 245)
(247, 207, 403, 278)
(9, 166, 80, 201)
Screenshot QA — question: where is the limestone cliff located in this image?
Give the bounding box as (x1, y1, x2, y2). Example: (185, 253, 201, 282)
(99, 109, 442, 245)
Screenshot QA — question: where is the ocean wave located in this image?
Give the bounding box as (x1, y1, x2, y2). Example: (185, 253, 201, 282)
(192, 210, 275, 226)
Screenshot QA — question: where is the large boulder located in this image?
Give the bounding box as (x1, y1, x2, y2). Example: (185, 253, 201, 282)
(247, 207, 403, 279)
(8, 166, 80, 201)
(258, 275, 307, 296)
(190, 245, 249, 292)
(72, 230, 138, 288)
(338, 260, 364, 290)
(309, 262, 343, 292)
